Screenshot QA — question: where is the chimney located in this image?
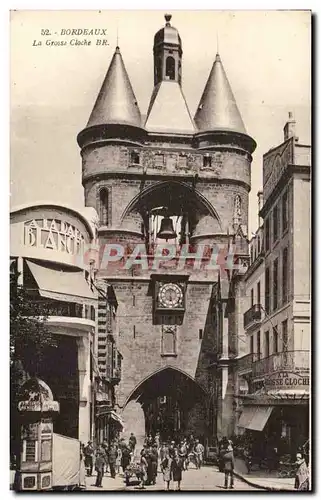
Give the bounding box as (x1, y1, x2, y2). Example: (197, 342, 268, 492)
(283, 111, 298, 142)
(257, 190, 263, 227)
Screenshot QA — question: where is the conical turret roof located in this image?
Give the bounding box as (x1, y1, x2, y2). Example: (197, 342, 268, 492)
(194, 53, 246, 134)
(86, 46, 142, 129)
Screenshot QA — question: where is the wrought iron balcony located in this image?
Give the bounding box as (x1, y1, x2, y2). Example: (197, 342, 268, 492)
(252, 350, 310, 378)
(237, 353, 259, 375)
(243, 304, 262, 330)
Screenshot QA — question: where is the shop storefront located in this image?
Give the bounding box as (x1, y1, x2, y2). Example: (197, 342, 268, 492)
(237, 370, 310, 464)
(10, 203, 98, 445)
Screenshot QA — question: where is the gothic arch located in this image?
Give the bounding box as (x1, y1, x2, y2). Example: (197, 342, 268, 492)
(120, 180, 223, 231)
(122, 365, 209, 409)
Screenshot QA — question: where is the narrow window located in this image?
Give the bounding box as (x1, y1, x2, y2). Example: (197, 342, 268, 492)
(130, 151, 140, 164)
(257, 281, 261, 305)
(257, 331, 261, 360)
(264, 330, 270, 358)
(282, 247, 288, 305)
(273, 326, 278, 353)
(251, 289, 254, 307)
(199, 329, 203, 340)
(250, 335, 254, 354)
(265, 217, 270, 252)
(162, 326, 176, 355)
(265, 267, 270, 315)
(282, 320, 288, 351)
(273, 204, 279, 243)
(273, 258, 279, 311)
(282, 189, 288, 233)
(165, 56, 175, 80)
(99, 188, 109, 226)
(203, 155, 212, 168)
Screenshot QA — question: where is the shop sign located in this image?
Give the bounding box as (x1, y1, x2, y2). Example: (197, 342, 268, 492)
(264, 371, 309, 390)
(24, 218, 86, 256)
(18, 400, 60, 412)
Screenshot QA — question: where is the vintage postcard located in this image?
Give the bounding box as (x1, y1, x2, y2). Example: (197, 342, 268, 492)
(10, 10, 311, 491)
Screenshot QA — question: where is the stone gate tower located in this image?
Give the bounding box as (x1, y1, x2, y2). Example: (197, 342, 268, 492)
(78, 14, 256, 444)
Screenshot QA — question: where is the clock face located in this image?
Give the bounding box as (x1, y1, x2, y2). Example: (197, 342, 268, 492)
(158, 283, 183, 309)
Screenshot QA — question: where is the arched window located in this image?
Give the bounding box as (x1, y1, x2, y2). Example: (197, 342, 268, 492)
(165, 56, 175, 80)
(99, 188, 109, 226)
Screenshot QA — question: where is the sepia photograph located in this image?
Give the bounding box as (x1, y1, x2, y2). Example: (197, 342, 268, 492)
(10, 9, 311, 491)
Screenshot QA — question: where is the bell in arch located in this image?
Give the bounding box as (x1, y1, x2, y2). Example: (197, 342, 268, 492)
(157, 216, 177, 241)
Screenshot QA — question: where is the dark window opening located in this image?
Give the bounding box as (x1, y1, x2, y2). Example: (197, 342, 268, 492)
(265, 267, 270, 315)
(264, 330, 270, 358)
(257, 331, 261, 360)
(199, 329, 203, 340)
(250, 336, 254, 354)
(282, 247, 288, 305)
(203, 155, 212, 168)
(265, 217, 270, 252)
(257, 281, 261, 305)
(273, 326, 278, 353)
(273, 258, 279, 311)
(165, 56, 175, 80)
(282, 320, 288, 351)
(251, 289, 254, 307)
(282, 190, 288, 232)
(131, 151, 140, 164)
(99, 189, 109, 226)
(273, 204, 279, 242)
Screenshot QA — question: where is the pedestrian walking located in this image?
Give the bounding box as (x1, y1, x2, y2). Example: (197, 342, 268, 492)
(294, 453, 309, 491)
(171, 448, 184, 491)
(220, 438, 235, 489)
(178, 440, 188, 470)
(151, 445, 159, 485)
(94, 446, 107, 488)
(129, 432, 137, 452)
(121, 445, 132, 474)
(83, 440, 94, 477)
(108, 443, 117, 479)
(194, 439, 204, 469)
(138, 451, 148, 489)
(115, 444, 122, 474)
(161, 452, 173, 491)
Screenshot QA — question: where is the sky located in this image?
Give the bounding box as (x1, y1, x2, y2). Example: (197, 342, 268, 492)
(10, 9, 311, 235)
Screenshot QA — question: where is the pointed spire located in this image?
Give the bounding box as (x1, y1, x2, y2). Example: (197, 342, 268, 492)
(86, 46, 142, 129)
(194, 53, 246, 134)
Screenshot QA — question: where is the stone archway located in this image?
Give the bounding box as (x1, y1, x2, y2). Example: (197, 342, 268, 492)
(121, 366, 208, 444)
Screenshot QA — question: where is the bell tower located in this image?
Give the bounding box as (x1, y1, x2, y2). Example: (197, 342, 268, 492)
(153, 14, 182, 86)
(78, 14, 257, 445)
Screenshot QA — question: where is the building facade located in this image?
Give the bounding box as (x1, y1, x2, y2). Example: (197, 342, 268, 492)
(236, 114, 311, 458)
(10, 202, 98, 444)
(78, 14, 256, 445)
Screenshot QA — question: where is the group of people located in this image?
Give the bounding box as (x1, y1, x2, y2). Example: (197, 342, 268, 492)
(135, 434, 204, 490)
(82, 433, 137, 488)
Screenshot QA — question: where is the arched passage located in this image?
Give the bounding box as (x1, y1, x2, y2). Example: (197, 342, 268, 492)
(122, 367, 209, 442)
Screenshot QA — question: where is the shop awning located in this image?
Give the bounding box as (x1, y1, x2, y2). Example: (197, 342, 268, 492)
(108, 411, 124, 428)
(26, 260, 96, 304)
(95, 408, 124, 428)
(237, 406, 258, 428)
(246, 406, 273, 432)
(266, 389, 309, 400)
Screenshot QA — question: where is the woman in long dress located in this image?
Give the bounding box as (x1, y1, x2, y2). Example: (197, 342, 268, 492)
(171, 448, 184, 491)
(294, 453, 309, 491)
(161, 452, 173, 491)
